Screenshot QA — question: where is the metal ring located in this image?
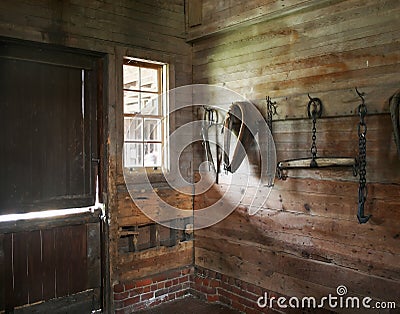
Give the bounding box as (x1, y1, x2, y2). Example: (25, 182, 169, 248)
(307, 95, 323, 119)
(358, 123, 367, 135)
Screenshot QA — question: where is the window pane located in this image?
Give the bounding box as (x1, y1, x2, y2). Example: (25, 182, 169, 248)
(141, 92, 160, 115)
(144, 143, 162, 167)
(144, 118, 162, 141)
(141, 67, 159, 92)
(125, 117, 143, 140)
(124, 143, 143, 167)
(124, 91, 140, 114)
(123, 65, 139, 90)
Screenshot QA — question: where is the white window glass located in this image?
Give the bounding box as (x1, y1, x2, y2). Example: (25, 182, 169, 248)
(123, 58, 166, 169)
(124, 143, 143, 167)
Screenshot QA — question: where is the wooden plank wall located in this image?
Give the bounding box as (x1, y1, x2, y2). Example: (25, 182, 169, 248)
(0, 0, 193, 310)
(0, 219, 101, 312)
(191, 0, 400, 308)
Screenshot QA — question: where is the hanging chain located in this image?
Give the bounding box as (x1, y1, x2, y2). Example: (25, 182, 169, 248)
(356, 88, 371, 223)
(307, 95, 323, 167)
(266, 96, 277, 132)
(266, 96, 278, 182)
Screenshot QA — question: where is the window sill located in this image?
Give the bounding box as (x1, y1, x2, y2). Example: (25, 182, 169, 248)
(124, 167, 168, 185)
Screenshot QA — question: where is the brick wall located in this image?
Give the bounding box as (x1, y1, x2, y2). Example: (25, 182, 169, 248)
(191, 267, 286, 314)
(113, 267, 192, 313)
(113, 266, 286, 313)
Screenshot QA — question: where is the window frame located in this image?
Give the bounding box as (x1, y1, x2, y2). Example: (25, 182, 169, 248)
(122, 57, 168, 172)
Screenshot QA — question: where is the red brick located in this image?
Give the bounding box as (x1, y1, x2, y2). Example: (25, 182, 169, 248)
(114, 283, 125, 293)
(135, 278, 152, 287)
(240, 295, 256, 308)
(114, 309, 124, 314)
(133, 287, 143, 295)
(219, 289, 238, 303)
(150, 284, 158, 291)
(181, 267, 192, 275)
(172, 278, 179, 285)
(194, 276, 203, 285)
(157, 282, 165, 289)
(231, 285, 243, 296)
(179, 275, 189, 283)
(141, 291, 154, 301)
(123, 296, 140, 307)
(147, 298, 162, 308)
(202, 278, 210, 286)
(241, 290, 259, 301)
(182, 282, 190, 290)
(129, 290, 140, 298)
(176, 290, 185, 298)
(199, 285, 216, 294)
(166, 292, 175, 301)
(207, 294, 219, 302)
(246, 284, 263, 296)
(124, 282, 136, 290)
(209, 279, 220, 288)
(219, 295, 232, 306)
(114, 291, 129, 301)
(220, 281, 232, 291)
(165, 280, 173, 288)
(143, 285, 151, 293)
(155, 288, 169, 297)
(168, 284, 182, 293)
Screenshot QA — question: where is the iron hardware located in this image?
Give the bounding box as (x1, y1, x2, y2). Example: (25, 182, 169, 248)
(355, 88, 371, 224)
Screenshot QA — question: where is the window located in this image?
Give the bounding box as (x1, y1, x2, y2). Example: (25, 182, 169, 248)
(0, 39, 101, 214)
(123, 58, 167, 170)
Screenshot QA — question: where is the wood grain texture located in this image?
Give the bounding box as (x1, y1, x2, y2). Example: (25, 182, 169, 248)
(0, 222, 100, 311)
(0, 0, 193, 298)
(117, 241, 193, 282)
(192, 0, 400, 308)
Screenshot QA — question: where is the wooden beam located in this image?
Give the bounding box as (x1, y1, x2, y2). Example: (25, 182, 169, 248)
(187, 0, 347, 42)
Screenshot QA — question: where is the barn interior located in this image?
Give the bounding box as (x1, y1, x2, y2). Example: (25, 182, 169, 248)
(0, 1, 399, 313)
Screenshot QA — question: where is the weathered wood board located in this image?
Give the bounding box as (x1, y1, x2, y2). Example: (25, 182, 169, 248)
(192, 0, 400, 307)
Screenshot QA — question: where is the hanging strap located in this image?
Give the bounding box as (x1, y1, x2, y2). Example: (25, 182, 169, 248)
(390, 91, 400, 158)
(223, 102, 259, 173)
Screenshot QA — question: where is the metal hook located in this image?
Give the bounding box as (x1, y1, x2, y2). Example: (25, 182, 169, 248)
(355, 87, 365, 104)
(357, 205, 371, 224)
(356, 88, 367, 120)
(307, 94, 323, 119)
(266, 96, 277, 115)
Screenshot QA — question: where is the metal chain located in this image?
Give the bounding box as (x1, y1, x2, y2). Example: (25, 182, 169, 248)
(356, 88, 371, 223)
(266, 96, 277, 132)
(266, 96, 278, 184)
(307, 95, 323, 168)
(310, 116, 318, 166)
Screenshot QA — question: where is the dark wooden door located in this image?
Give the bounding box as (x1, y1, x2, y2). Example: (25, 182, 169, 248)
(0, 38, 105, 313)
(0, 212, 102, 313)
